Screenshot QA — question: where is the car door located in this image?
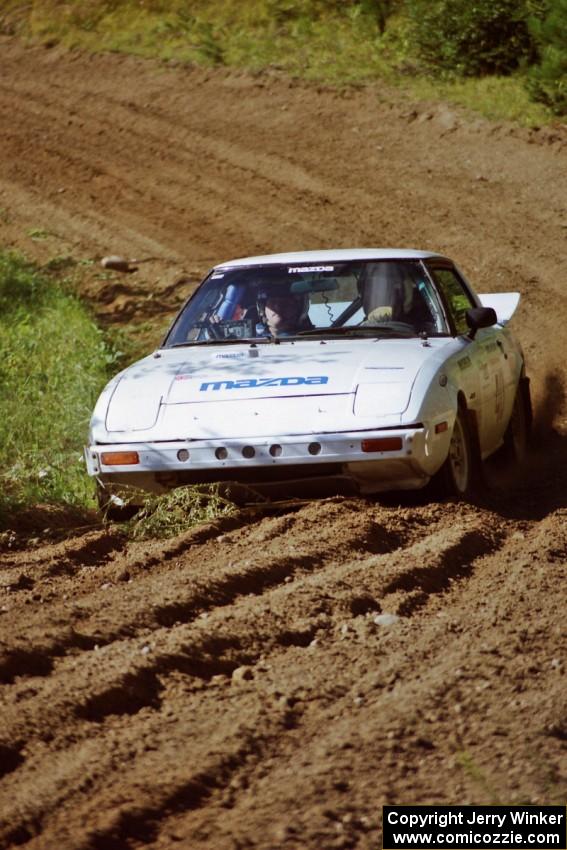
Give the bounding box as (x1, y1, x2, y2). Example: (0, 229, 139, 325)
(425, 262, 506, 456)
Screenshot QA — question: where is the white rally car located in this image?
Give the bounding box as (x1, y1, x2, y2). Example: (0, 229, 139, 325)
(86, 249, 531, 505)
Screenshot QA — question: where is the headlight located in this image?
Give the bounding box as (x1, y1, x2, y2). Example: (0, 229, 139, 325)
(354, 382, 411, 417)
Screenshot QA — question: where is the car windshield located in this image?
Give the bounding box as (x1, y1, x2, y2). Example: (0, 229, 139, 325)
(163, 260, 450, 347)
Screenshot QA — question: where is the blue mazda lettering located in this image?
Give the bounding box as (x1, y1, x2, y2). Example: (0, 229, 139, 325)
(199, 376, 329, 391)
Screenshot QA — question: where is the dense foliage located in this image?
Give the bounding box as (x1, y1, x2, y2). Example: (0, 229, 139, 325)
(528, 0, 567, 114)
(405, 0, 536, 76)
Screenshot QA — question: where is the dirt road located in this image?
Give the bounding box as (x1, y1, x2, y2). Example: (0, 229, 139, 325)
(0, 37, 565, 849)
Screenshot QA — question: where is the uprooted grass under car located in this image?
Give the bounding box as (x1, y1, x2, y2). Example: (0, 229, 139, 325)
(0, 251, 117, 520)
(123, 484, 240, 540)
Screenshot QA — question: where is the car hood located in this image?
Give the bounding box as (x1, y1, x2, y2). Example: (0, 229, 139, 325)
(96, 338, 449, 440)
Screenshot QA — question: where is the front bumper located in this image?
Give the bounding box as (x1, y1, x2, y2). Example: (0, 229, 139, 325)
(86, 425, 448, 495)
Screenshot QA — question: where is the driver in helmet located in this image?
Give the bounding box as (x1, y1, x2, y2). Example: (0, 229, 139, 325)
(256, 281, 313, 337)
(362, 266, 434, 332)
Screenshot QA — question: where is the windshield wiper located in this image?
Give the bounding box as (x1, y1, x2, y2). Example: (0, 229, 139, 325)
(296, 325, 417, 338)
(168, 337, 270, 348)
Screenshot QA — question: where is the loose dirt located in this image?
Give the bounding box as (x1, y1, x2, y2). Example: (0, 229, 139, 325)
(0, 37, 565, 850)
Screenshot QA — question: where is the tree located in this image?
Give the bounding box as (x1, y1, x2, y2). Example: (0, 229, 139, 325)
(405, 0, 537, 77)
(528, 0, 567, 115)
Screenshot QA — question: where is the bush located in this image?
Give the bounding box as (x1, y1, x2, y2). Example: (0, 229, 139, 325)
(528, 0, 567, 114)
(406, 0, 536, 76)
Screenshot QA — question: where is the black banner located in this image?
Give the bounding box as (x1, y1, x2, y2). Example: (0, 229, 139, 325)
(383, 806, 566, 850)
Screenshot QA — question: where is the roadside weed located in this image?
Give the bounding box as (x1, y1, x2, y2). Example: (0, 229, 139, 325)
(27, 227, 54, 241)
(0, 252, 116, 520)
(455, 751, 502, 804)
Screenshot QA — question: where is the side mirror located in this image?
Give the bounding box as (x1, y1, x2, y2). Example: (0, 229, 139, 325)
(466, 306, 497, 339)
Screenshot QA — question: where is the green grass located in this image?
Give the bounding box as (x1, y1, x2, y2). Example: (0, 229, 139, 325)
(0, 0, 555, 127)
(4, 0, 392, 80)
(407, 72, 551, 126)
(27, 227, 55, 242)
(0, 251, 118, 519)
(455, 751, 502, 804)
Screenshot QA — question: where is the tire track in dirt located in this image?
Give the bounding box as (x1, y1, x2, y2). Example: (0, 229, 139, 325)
(0, 501, 520, 850)
(0, 499, 491, 702)
(4, 504, 560, 848)
(0, 80, 352, 257)
(0, 502, 408, 730)
(141, 507, 565, 850)
(0, 500, 564, 849)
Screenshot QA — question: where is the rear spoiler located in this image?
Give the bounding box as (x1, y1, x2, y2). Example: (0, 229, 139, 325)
(478, 292, 520, 325)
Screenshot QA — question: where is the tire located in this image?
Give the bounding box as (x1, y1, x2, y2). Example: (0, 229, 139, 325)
(432, 403, 480, 499)
(503, 376, 532, 465)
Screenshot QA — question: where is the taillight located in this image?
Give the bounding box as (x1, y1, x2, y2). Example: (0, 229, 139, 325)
(361, 437, 403, 453)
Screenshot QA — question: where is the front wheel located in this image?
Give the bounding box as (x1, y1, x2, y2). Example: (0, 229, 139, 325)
(432, 405, 480, 498)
